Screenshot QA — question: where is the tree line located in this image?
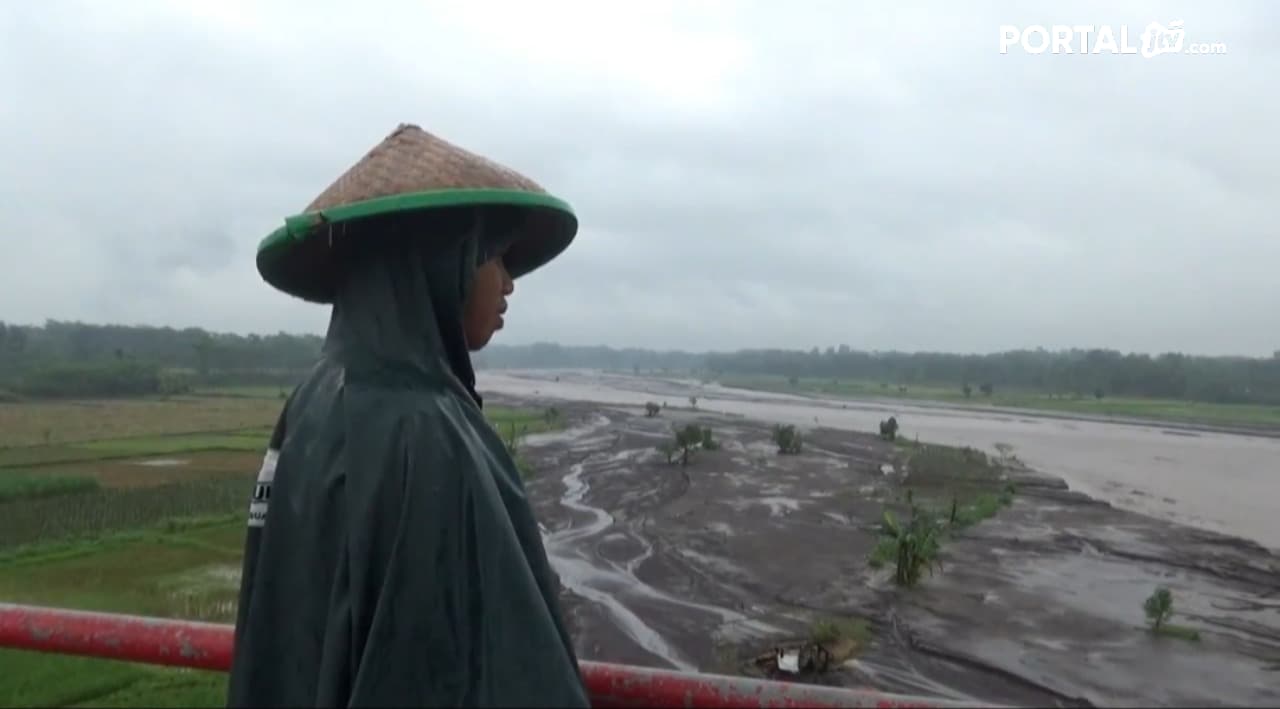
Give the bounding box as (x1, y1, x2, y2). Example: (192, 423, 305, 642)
(2, 320, 1277, 405)
(0, 320, 323, 399)
(703, 347, 1280, 405)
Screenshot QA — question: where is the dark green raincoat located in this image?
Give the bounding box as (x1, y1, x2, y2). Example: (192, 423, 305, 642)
(226, 214, 589, 707)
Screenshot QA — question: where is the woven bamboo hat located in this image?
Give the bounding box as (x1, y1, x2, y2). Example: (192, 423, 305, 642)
(256, 123, 578, 303)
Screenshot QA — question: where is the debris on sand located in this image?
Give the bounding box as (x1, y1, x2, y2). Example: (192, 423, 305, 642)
(746, 618, 867, 682)
(752, 641, 833, 678)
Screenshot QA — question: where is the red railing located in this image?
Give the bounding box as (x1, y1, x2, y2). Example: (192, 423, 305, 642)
(0, 602, 986, 708)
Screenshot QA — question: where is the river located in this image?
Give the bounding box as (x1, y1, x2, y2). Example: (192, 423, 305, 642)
(480, 369, 1280, 552)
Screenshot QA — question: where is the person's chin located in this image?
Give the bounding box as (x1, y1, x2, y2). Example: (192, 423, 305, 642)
(466, 328, 498, 353)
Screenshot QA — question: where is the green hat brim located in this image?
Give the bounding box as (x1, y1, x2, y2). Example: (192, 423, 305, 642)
(256, 188, 578, 304)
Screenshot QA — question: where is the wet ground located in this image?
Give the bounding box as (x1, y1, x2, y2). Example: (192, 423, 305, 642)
(482, 369, 1280, 552)
(484, 381, 1280, 708)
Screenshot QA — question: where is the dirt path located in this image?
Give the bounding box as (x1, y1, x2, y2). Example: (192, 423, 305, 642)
(496, 395, 1280, 707)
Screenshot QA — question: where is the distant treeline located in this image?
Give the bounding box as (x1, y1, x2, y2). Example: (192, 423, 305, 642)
(474, 342, 704, 372)
(1, 321, 1278, 405)
(702, 347, 1280, 405)
(0, 320, 322, 399)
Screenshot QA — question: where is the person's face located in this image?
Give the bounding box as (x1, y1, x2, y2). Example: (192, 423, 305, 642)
(463, 254, 514, 351)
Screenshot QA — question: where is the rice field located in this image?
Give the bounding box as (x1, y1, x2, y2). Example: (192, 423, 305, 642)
(0, 391, 560, 707)
(0, 397, 282, 447)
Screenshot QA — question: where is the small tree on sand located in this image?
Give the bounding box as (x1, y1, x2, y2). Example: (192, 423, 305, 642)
(657, 441, 677, 464)
(772, 424, 803, 454)
(700, 426, 720, 451)
(1144, 587, 1174, 631)
(674, 424, 704, 467)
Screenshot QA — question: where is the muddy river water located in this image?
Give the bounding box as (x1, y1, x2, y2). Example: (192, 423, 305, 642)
(480, 369, 1280, 552)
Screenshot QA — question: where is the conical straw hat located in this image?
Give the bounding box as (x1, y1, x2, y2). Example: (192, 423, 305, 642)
(256, 123, 578, 303)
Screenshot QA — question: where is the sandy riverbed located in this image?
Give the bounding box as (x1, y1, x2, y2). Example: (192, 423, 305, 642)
(481, 370, 1280, 552)
(482, 378, 1280, 708)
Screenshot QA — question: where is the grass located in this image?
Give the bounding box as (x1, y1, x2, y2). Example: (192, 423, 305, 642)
(808, 616, 871, 665)
(868, 537, 896, 569)
(487, 405, 561, 436)
(1154, 624, 1202, 642)
(0, 397, 282, 448)
(721, 374, 1280, 430)
(0, 433, 269, 469)
(0, 472, 100, 502)
(0, 392, 563, 707)
(489, 405, 564, 481)
(0, 518, 244, 708)
(191, 386, 288, 399)
(21, 451, 262, 489)
(0, 479, 248, 551)
(809, 616, 870, 647)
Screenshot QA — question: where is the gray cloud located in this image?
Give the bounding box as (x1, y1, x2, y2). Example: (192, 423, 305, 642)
(1, 0, 1276, 355)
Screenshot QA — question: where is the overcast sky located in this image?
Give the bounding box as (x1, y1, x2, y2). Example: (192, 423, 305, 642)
(1, 1, 1275, 356)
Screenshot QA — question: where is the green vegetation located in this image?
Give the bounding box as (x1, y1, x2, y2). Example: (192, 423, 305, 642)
(493, 406, 564, 481)
(192, 386, 288, 399)
(700, 426, 720, 451)
(0, 479, 247, 552)
(772, 424, 803, 454)
(11, 360, 185, 399)
(12, 320, 1277, 424)
(673, 425, 699, 467)
(488, 405, 560, 438)
(707, 346, 1280, 409)
(657, 424, 719, 475)
(876, 505, 943, 587)
(0, 434, 268, 470)
(0, 397, 282, 448)
(878, 416, 899, 441)
(809, 616, 869, 647)
(0, 320, 318, 397)
(868, 438, 1014, 587)
(0, 472, 100, 503)
(723, 374, 1280, 430)
(0, 390, 561, 707)
(644, 401, 661, 417)
(808, 616, 871, 663)
(1144, 587, 1201, 642)
(0, 518, 244, 707)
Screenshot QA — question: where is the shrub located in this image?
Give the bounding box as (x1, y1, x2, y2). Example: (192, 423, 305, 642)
(1144, 587, 1174, 631)
(700, 426, 720, 451)
(879, 504, 943, 587)
(772, 424, 803, 454)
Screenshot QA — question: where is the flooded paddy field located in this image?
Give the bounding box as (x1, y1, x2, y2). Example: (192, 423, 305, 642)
(482, 371, 1280, 707)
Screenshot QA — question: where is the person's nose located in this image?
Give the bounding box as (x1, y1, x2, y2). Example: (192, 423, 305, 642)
(501, 266, 515, 296)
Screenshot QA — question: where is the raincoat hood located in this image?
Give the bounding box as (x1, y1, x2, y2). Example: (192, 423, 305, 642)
(322, 209, 499, 406)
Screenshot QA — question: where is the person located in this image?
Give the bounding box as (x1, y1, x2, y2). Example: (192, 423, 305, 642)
(226, 124, 590, 708)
